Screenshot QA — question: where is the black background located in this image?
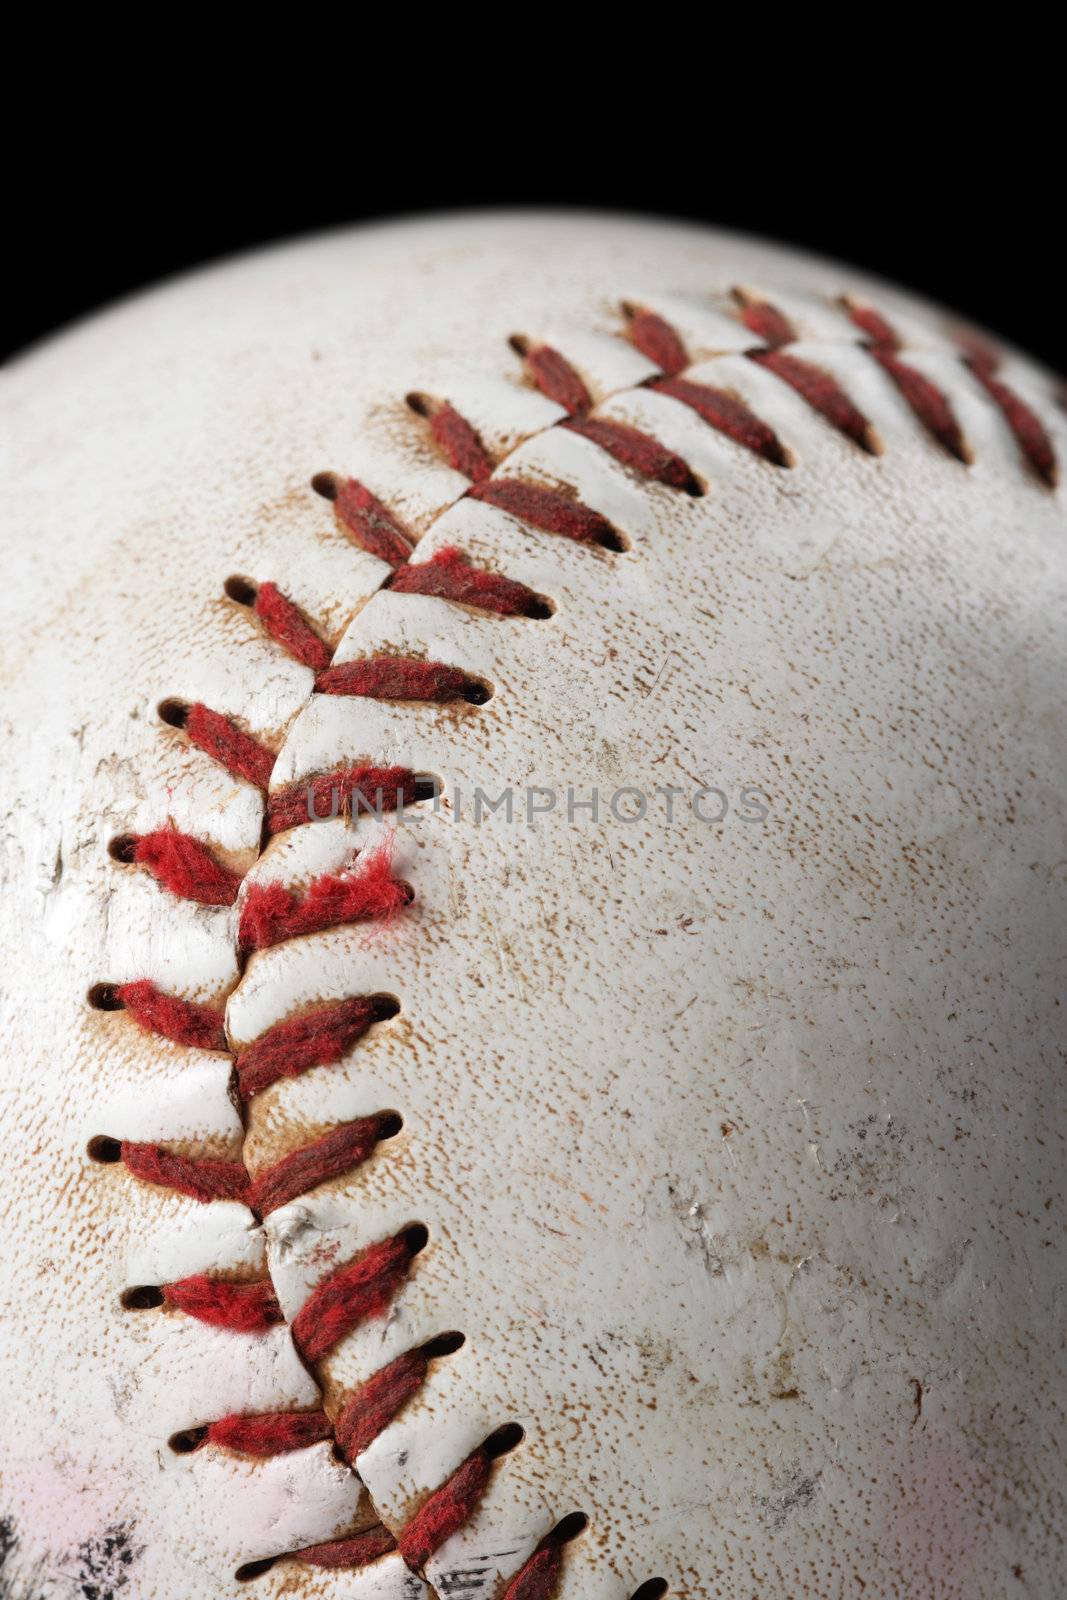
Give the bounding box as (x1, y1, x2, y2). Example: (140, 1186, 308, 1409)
(6, 71, 1063, 373)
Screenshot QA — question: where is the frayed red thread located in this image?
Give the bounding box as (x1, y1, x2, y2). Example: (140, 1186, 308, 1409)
(333, 480, 414, 568)
(253, 1117, 386, 1212)
(315, 658, 477, 703)
(206, 1409, 332, 1456)
(470, 479, 619, 547)
(651, 376, 790, 466)
(131, 830, 243, 907)
(267, 765, 417, 836)
(183, 703, 275, 790)
(625, 308, 688, 376)
(254, 582, 332, 672)
(236, 998, 381, 1100)
(749, 349, 880, 453)
(563, 416, 698, 491)
(115, 980, 226, 1051)
(736, 293, 796, 346)
(121, 1142, 251, 1206)
(843, 299, 901, 350)
(296, 1526, 397, 1569)
(964, 355, 1058, 486)
(522, 344, 591, 416)
(503, 1545, 563, 1600)
(238, 842, 410, 953)
(164, 1274, 283, 1333)
(428, 403, 494, 482)
(335, 1348, 428, 1461)
(397, 1448, 492, 1569)
(867, 346, 970, 463)
(390, 546, 544, 618)
(292, 1233, 416, 1363)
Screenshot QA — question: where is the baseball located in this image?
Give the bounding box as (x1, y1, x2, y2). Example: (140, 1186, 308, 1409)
(1, 212, 1064, 1599)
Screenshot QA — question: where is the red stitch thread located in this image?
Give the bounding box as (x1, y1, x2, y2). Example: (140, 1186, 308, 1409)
(238, 843, 410, 953)
(964, 355, 1058, 486)
(867, 345, 970, 463)
(842, 299, 901, 350)
(651, 376, 790, 466)
(397, 1447, 492, 1569)
(736, 293, 796, 347)
(296, 1526, 398, 1569)
(182, 703, 276, 790)
(120, 1142, 251, 1206)
(164, 1274, 283, 1333)
(503, 1545, 563, 1600)
(267, 765, 417, 836)
(254, 582, 332, 672)
(130, 829, 243, 907)
(470, 479, 620, 547)
(292, 1233, 416, 1363)
(236, 998, 384, 1101)
(563, 416, 698, 491)
(389, 546, 545, 618)
(333, 480, 414, 569)
(206, 1409, 332, 1456)
(252, 1117, 386, 1212)
(335, 1348, 429, 1461)
(429, 403, 494, 483)
(315, 658, 477, 702)
(749, 349, 880, 453)
(521, 344, 591, 416)
(625, 307, 688, 376)
(115, 979, 227, 1051)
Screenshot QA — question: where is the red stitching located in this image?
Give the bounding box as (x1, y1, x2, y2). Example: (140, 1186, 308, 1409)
(178, 702, 277, 790)
(236, 998, 385, 1100)
(126, 829, 243, 907)
(964, 351, 1058, 487)
(502, 1544, 563, 1600)
(519, 341, 592, 416)
(396, 1446, 492, 1569)
(470, 478, 622, 548)
(426, 400, 495, 482)
(331, 478, 414, 568)
(294, 1525, 397, 1568)
(163, 1274, 283, 1333)
(389, 546, 548, 618)
(266, 765, 418, 836)
(252, 1118, 389, 1214)
(206, 1409, 333, 1456)
(291, 1231, 418, 1363)
(650, 375, 790, 466)
(749, 347, 880, 454)
(119, 1141, 251, 1206)
(624, 306, 688, 376)
(114, 979, 227, 1051)
(867, 344, 970, 463)
(252, 581, 333, 672)
(335, 1347, 430, 1462)
(734, 290, 795, 346)
(315, 658, 481, 702)
(238, 842, 411, 953)
(562, 416, 699, 492)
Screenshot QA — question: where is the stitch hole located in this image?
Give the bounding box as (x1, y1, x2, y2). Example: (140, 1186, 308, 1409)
(87, 1136, 122, 1163)
(401, 1222, 430, 1258)
(376, 1111, 404, 1140)
(157, 698, 190, 729)
(460, 678, 493, 706)
(523, 595, 556, 621)
(405, 391, 432, 417)
(234, 1559, 276, 1582)
(420, 1330, 466, 1359)
(483, 1421, 524, 1459)
(87, 982, 123, 1011)
(168, 1426, 209, 1454)
(121, 1285, 164, 1311)
(630, 1582, 668, 1600)
(368, 994, 401, 1023)
(397, 882, 416, 907)
(681, 472, 706, 498)
(413, 775, 442, 803)
(546, 1512, 589, 1545)
(224, 575, 258, 607)
(311, 471, 339, 501)
(108, 834, 138, 864)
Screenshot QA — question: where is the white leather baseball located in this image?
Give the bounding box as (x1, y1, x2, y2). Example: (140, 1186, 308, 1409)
(1, 213, 1064, 1600)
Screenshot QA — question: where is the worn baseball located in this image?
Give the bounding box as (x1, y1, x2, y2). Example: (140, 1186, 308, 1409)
(1, 213, 1064, 1600)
